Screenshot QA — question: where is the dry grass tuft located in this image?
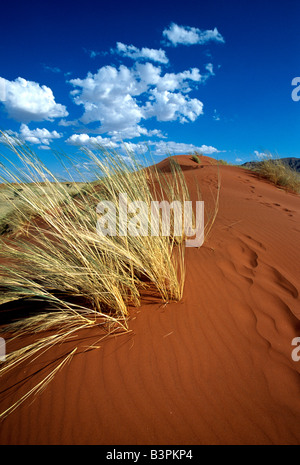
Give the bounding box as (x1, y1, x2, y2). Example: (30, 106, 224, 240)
(191, 152, 202, 164)
(0, 136, 216, 419)
(251, 158, 300, 193)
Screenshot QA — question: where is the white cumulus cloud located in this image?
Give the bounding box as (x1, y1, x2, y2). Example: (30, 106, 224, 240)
(144, 89, 203, 123)
(114, 42, 169, 64)
(150, 140, 219, 156)
(155, 68, 203, 92)
(66, 133, 118, 148)
(19, 124, 62, 145)
(134, 62, 162, 86)
(69, 65, 145, 135)
(107, 125, 166, 140)
(69, 62, 207, 138)
(0, 77, 68, 123)
(0, 130, 19, 146)
(254, 150, 272, 159)
(65, 134, 220, 160)
(163, 23, 225, 46)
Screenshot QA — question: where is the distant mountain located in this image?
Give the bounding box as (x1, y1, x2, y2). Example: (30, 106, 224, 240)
(242, 157, 300, 173)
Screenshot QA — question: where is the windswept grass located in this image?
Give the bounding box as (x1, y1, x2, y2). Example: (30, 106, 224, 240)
(0, 181, 86, 235)
(217, 159, 229, 166)
(248, 157, 300, 193)
(0, 137, 216, 419)
(191, 152, 202, 164)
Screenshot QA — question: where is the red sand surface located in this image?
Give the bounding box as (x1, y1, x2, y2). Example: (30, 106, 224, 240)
(0, 155, 299, 445)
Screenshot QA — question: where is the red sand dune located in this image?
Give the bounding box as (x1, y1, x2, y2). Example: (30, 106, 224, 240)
(0, 155, 299, 445)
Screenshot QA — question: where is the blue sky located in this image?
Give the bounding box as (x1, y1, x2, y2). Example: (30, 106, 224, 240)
(0, 0, 299, 169)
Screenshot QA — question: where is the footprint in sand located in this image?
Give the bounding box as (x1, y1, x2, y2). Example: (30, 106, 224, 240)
(217, 236, 261, 285)
(260, 203, 296, 218)
(240, 233, 267, 252)
(271, 204, 296, 217)
(238, 236, 297, 299)
(260, 201, 272, 208)
(283, 208, 296, 218)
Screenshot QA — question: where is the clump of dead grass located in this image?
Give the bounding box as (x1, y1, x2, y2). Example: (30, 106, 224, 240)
(250, 158, 300, 193)
(191, 152, 202, 164)
(0, 135, 211, 419)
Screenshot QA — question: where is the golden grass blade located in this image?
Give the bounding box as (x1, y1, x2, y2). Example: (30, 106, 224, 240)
(0, 135, 213, 420)
(0, 348, 77, 420)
